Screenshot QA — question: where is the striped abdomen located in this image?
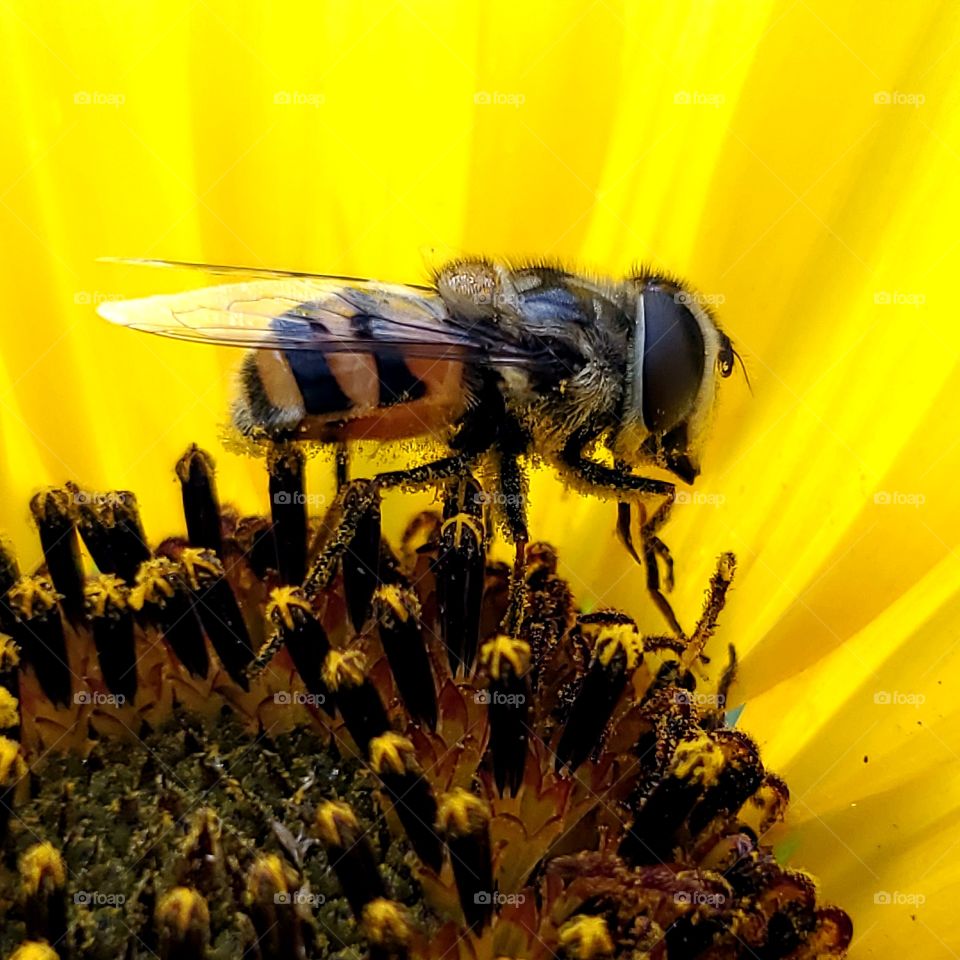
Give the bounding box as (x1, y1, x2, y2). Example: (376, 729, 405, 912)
(236, 347, 469, 442)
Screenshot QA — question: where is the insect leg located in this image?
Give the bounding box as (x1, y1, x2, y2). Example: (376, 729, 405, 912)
(374, 454, 471, 490)
(641, 495, 676, 592)
(303, 479, 381, 598)
(615, 462, 673, 592)
(304, 455, 473, 613)
(498, 449, 529, 636)
(638, 496, 682, 635)
(335, 441, 349, 490)
(562, 440, 681, 634)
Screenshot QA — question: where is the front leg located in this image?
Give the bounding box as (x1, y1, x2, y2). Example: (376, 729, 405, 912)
(562, 437, 681, 635)
(497, 446, 529, 637)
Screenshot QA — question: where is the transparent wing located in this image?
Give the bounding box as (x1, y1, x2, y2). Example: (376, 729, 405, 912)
(97, 274, 544, 365)
(98, 257, 436, 290)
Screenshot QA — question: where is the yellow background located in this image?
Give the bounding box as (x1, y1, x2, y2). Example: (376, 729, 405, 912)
(2, 1, 960, 953)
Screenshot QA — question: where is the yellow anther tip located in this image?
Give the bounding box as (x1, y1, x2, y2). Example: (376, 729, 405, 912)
(9, 942, 61, 960)
(0, 736, 26, 785)
(361, 898, 413, 946)
(557, 915, 614, 958)
(670, 731, 726, 784)
(266, 585, 312, 631)
(315, 800, 359, 846)
(7, 577, 60, 619)
(369, 732, 415, 775)
(246, 853, 291, 897)
(19, 842, 66, 895)
(584, 622, 642, 671)
(321, 649, 366, 690)
(84, 574, 129, 617)
(479, 635, 531, 679)
(155, 886, 210, 937)
(375, 584, 415, 623)
(436, 787, 490, 836)
(0, 687, 19, 730)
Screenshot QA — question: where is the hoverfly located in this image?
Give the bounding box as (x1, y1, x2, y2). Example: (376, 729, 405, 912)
(99, 257, 740, 634)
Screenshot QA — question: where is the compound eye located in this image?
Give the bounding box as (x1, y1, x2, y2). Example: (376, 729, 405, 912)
(640, 286, 706, 433)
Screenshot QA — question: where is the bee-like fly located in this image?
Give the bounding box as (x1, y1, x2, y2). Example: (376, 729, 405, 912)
(99, 257, 740, 633)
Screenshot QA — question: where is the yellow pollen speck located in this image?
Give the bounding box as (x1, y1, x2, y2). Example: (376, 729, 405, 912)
(670, 730, 726, 785)
(266, 585, 313, 631)
(7, 577, 60, 619)
(557, 915, 614, 958)
(0, 687, 19, 729)
(436, 787, 490, 836)
(322, 649, 366, 690)
(361, 898, 413, 946)
(479, 635, 531, 679)
(19, 841, 66, 895)
(315, 800, 359, 847)
(369, 731, 415, 775)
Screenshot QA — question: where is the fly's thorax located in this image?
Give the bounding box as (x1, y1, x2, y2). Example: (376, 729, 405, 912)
(234, 347, 469, 443)
(434, 259, 520, 323)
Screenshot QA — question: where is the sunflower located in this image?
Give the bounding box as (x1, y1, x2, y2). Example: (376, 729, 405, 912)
(0, 0, 958, 956)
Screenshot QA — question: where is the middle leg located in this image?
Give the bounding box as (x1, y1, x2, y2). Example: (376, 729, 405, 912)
(562, 438, 682, 634)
